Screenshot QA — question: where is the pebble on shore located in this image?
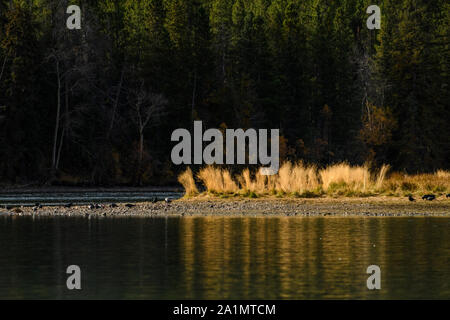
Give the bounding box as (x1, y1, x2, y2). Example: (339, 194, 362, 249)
(1, 198, 449, 218)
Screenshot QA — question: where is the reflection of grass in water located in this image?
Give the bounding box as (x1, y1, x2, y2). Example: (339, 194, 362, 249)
(178, 163, 450, 198)
(177, 217, 450, 299)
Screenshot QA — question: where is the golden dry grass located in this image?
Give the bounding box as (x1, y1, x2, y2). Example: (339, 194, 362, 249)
(196, 166, 224, 193)
(177, 167, 199, 196)
(275, 162, 319, 194)
(375, 164, 390, 190)
(236, 169, 267, 193)
(222, 170, 238, 193)
(436, 170, 450, 179)
(319, 163, 370, 192)
(179, 163, 450, 198)
(383, 171, 450, 195)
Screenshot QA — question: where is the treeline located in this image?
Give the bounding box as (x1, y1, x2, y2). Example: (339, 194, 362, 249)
(0, 0, 448, 186)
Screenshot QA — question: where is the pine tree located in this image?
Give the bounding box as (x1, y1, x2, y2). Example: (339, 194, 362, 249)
(0, 2, 45, 181)
(375, 0, 449, 171)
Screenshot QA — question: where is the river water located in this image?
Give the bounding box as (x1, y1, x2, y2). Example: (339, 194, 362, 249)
(0, 191, 183, 207)
(0, 216, 448, 299)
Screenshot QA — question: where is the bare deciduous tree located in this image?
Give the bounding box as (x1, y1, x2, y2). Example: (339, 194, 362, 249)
(128, 80, 167, 184)
(46, 1, 100, 181)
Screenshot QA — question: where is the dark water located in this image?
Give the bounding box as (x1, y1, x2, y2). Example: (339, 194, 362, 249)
(0, 216, 449, 299)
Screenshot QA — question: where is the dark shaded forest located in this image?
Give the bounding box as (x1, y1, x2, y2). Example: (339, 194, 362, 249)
(0, 0, 448, 186)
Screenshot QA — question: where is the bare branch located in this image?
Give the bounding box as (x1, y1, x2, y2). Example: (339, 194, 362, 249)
(0, 54, 7, 83)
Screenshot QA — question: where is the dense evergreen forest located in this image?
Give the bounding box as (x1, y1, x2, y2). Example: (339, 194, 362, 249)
(0, 0, 448, 186)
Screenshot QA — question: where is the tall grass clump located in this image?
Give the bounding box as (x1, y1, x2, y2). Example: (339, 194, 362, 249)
(276, 162, 319, 194)
(375, 164, 390, 190)
(237, 169, 266, 194)
(222, 169, 238, 193)
(319, 163, 371, 194)
(177, 167, 198, 196)
(197, 166, 224, 193)
(197, 167, 239, 194)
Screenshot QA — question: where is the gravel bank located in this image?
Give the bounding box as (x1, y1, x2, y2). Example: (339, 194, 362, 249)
(1, 197, 449, 217)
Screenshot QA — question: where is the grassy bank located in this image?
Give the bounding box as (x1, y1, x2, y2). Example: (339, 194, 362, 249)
(178, 163, 450, 199)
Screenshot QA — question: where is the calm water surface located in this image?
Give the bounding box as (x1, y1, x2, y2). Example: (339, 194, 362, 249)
(0, 216, 449, 299)
(0, 191, 183, 207)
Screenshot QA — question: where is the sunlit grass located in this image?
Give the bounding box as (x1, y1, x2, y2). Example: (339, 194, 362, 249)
(178, 163, 450, 198)
(177, 167, 199, 196)
(383, 171, 450, 196)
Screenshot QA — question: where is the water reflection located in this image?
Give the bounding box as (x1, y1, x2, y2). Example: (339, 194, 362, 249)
(0, 216, 448, 299)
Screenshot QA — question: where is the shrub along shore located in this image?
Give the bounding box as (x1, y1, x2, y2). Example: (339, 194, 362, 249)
(178, 163, 450, 199)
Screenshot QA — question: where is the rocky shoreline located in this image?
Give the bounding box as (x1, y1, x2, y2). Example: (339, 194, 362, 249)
(1, 197, 450, 217)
